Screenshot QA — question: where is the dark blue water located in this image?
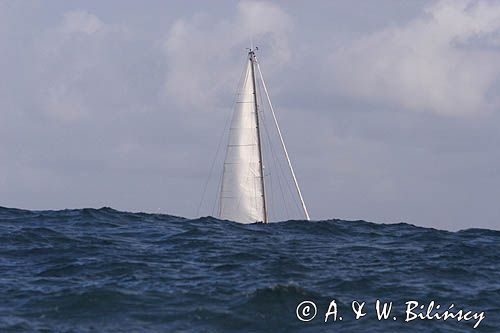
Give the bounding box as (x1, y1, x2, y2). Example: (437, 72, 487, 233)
(0, 206, 498, 332)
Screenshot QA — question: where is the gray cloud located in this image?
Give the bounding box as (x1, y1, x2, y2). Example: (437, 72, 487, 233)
(163, 1, 292, 109)
(0, 0, 499, 230)
(328, 0, 500, 115)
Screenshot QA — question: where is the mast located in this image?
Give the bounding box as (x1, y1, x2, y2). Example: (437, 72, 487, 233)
(249, 49, 268, 223)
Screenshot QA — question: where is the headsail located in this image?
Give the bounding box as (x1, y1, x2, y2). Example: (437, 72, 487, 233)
(219, 52, 266, 223)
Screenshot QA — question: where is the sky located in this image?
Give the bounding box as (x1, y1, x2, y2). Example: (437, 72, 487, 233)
(1, 0, 499, 230)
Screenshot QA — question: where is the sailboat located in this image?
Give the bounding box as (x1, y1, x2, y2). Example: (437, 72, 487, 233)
(217, 48, 310, 224)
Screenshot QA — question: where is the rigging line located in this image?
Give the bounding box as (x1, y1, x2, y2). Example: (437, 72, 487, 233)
(197, 125, 225, 217)
(197, 56, 247, 218)
(263, 103, 291, 220)
(258, 76, 298, 221)
(257, 76, 279, 220)
(257, 74, 292, 221)
(257, 80, 275, 221)
(271, 122, 304, 220)
(259, 82, 302, 220)
(255, 58, 311, 221)
(212, 164, 224, 217)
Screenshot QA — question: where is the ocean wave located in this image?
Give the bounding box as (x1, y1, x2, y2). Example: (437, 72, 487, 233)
(0, 206, 498, 332)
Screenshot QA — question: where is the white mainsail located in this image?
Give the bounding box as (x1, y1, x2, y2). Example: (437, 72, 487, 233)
(219, 53, 266, 223)
(216, 49, 310, 224)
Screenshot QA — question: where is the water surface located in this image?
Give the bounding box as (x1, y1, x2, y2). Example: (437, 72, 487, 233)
(0, 206, 498, 332)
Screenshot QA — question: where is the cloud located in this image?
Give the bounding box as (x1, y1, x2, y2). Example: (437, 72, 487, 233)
(163, 1, 292, 109)
(1, 0, 499, 230)
(329, 0, 500, 116)
(34, 10, 112, 120)
(60, 10, 105, 35)
(30, 10, 158, 121)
